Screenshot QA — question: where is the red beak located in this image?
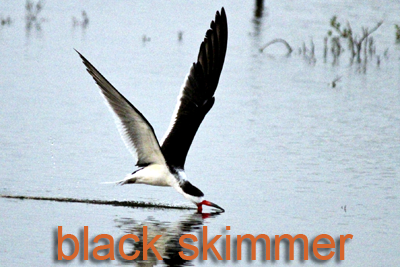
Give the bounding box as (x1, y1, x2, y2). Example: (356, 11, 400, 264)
(197, 200, 225, 213)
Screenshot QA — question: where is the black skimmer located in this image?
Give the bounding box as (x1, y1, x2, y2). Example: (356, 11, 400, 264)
(76, 8, 227, 213)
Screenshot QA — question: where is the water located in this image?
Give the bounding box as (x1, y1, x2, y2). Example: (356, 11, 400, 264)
(1, 0, 399, 266)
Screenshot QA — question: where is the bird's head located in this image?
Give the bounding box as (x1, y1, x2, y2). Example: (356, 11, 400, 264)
(196, 200, 225, 213)
(177, 179, 224, 213)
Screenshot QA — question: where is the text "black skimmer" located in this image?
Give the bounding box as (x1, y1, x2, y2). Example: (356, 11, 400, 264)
(76, 8, 227, 213)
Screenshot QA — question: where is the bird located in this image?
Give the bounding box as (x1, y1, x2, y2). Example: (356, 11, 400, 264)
(76, 8, 227, 213)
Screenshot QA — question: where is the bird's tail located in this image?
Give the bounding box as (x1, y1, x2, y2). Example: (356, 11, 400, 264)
(100, 179, 127, 185)
(100, 174, 136, 185)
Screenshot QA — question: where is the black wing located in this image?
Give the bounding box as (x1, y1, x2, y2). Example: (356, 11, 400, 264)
(76, 51, 166, 167)
(160, 8, 228, 169)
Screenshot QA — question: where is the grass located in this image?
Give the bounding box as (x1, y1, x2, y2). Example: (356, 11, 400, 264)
(25, 0, 45, 31)
(260, 15, 388, 73)
(326, 15, 383, 65)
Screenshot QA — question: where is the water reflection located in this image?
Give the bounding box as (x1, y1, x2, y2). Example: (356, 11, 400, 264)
(115, 212, 221, 266)
(252, 0, 266, 37)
